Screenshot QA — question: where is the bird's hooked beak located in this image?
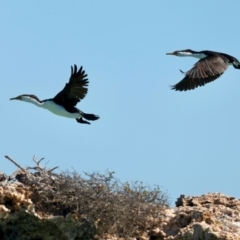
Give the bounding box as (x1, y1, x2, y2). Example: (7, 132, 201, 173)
(166, 51, 178, 56)
(10, 96, 22, 101)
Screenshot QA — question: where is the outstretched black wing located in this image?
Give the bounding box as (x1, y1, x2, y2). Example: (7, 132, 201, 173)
(171, 55, 229, 91)
(53, 65, 89, 107)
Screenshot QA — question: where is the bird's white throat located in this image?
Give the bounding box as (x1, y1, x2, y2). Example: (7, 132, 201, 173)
(178, 52, 207, 59)
(21, 96, 44, 107)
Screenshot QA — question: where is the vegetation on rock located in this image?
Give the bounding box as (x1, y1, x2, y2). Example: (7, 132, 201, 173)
(1, 155, 169, 239)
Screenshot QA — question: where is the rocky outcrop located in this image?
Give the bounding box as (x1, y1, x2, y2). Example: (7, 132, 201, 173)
(154, 193, 240, 240)
(0, 182, 96, 240)
(0, 182, 239, 240)
(0, 156, 239, 239)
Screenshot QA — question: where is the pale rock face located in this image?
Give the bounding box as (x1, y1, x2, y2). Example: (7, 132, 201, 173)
(0, 180, 239, 240)
(0, 183, 35, 214)
(0, 205, 10, 218)
(158, 193, 240, 240)
(0, 181, 98, 239)
(121, 193, 240, 240)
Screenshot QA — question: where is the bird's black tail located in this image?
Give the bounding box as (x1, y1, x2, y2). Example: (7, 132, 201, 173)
(76, 111, 100, 124)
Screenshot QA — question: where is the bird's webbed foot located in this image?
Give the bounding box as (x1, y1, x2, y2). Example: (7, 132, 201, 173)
(76, 117, 90, 124)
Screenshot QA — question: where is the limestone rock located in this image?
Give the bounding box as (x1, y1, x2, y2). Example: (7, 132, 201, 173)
(0, 182, 97, 240)
(0, 180, 239, 239)
(161, 193, 240, 240)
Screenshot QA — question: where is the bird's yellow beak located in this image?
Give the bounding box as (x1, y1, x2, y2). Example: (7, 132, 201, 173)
(10, 96, 21, 101)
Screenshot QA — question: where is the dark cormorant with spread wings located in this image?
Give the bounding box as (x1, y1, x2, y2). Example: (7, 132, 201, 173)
(166, 49, 240, 91)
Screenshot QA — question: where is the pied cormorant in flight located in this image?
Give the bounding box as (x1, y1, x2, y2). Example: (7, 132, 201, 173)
(10, 65, 99, 124)
(166, 49, 240, 91)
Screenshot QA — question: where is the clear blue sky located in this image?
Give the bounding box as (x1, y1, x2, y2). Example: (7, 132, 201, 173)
(1, 1, 240, 205)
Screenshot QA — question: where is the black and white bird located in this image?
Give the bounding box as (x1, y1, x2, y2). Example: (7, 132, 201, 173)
(10, 65, 99, 124)
(166, 49, 240, 91)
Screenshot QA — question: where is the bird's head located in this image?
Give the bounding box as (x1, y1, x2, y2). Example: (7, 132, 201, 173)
(10, 94, 41, 103)
(10, 95, 24, 101)
(166, 49, 196, 57)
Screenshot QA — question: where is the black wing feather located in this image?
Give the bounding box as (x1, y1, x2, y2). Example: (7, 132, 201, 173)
(53, 65, 89, 107)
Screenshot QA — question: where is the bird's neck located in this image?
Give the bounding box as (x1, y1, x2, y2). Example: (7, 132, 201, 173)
(22, 96, 44, 108)
(177, 52, 207, 59)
